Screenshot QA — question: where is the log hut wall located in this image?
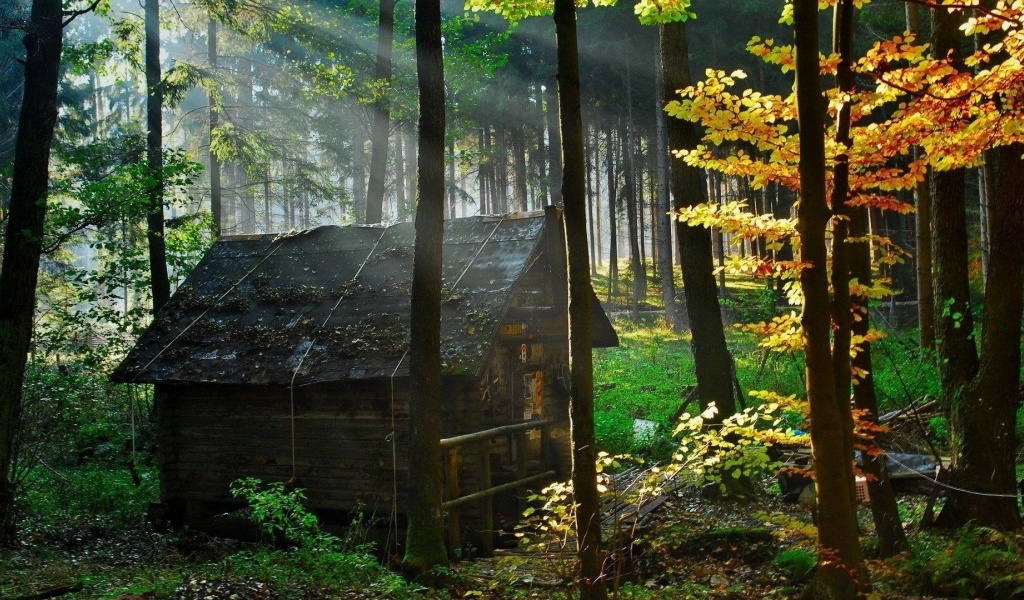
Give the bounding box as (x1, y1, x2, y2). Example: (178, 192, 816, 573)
(158, 377, 475, 521)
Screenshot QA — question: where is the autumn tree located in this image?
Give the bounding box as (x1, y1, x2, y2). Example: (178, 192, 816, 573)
(831, 0, 907, 556)
(882, 2, 1024, 530)
(793, 0, 867, 593)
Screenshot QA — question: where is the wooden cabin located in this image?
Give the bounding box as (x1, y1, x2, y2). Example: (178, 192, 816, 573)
(111, 208, 618, 552)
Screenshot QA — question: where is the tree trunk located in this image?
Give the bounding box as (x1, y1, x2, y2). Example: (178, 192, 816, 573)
(0, 0, 63, 542)
(586, 127, 597, 276)
(365, 0, 398, 224)
(208, 17, 222, 236)
(828, 0, 858, 509)
(833, 0, 907, 556)
(353, 125, 366, 222)
(620, 116, 643, 322)
(535, 81, 548, 206)
(513, 124, 528, 211)
(903, 5, 934, 349)
(146, 0, 169, 313)
(934, 145, 1024, 530)
(655, 49, 678, 330)
(546, 76, 562, 206)
(402, 0, 447, 575)
(395, 131, 406, 219)
(406, 131, 417, 215)
(606, 127, 618, 302)
(661, 22, 735, 421)
(238, 59, 255, 234)
(448, 136, 457, 219)
(931, 7, 979, 396)
(552, 0, 606, 595)
(594, 127, 603, 267)
(793, 0, 867, 594)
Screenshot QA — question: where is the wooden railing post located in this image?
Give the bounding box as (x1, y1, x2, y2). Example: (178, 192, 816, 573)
(540, 425, 550, 472)
(515, 430, 527, 516)
(445, 448, 461, 560)
(479, 439, 494, 557)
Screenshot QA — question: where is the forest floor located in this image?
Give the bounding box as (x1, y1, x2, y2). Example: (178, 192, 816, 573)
(0, 478, 982, 600)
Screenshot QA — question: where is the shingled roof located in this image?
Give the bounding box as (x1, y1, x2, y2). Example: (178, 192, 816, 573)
(111, 211, 617, 386)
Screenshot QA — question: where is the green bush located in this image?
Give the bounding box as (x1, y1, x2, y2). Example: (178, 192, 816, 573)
(883, 527, 1024, 598)
(226, 478, 412, 596)
(772, 548, 816, 583)
(22, 465, 158, 526)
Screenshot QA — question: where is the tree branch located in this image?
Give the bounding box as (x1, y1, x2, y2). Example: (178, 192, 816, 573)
(62, 0, 102, 27)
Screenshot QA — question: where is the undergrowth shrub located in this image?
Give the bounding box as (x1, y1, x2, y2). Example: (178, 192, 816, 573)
(226, 478, 411, 596)
(22, 465, 158, 529)
(878, 526, 1024, 598)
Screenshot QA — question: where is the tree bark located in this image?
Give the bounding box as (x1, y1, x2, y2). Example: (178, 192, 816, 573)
(0, 0, 63, 542)
(935, 144, 1024, 530)
(353, 125, 366, 223)
(655, 49, 678, 330)
(553, 0, 606, 595)
(146, 0, 169, 313)
(365, 0, 398, 224)
(931, 7, 978, 395)
(546, 75, 562, 206)
(828, 0, 858, 511)
(395, 131, 406, 218)
(793, 0, 867, 594)
(661, 22, 735, 421)
(403, 0, 448, 575)
(586, 127, 597, 276)
(620, 115, 643, 322)
(513, 124, 528, 211)
(606, 127, 618, 302)
(833, 0, 907, 556)
(208, 17, 222, 236)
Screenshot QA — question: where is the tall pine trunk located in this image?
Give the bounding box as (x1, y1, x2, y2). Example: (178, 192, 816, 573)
(146, 0, 169, 313)
(661, 22, 735, 421)
(365, 0, 398, 224)
(208, 17, 222, 235)
(403, 0, 447, 575)
(546, 76, 562, 206)
(606, 127, 618, 302)
(0, 0, 63, 542)
(793, 0, 867, 594)
(655, 50, 678, 330)
(620, 116, 643, 323)
(552, 0, 606, 595)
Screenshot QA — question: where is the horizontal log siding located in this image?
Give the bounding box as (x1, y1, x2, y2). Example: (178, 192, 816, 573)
(156, 377, 476, 516)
